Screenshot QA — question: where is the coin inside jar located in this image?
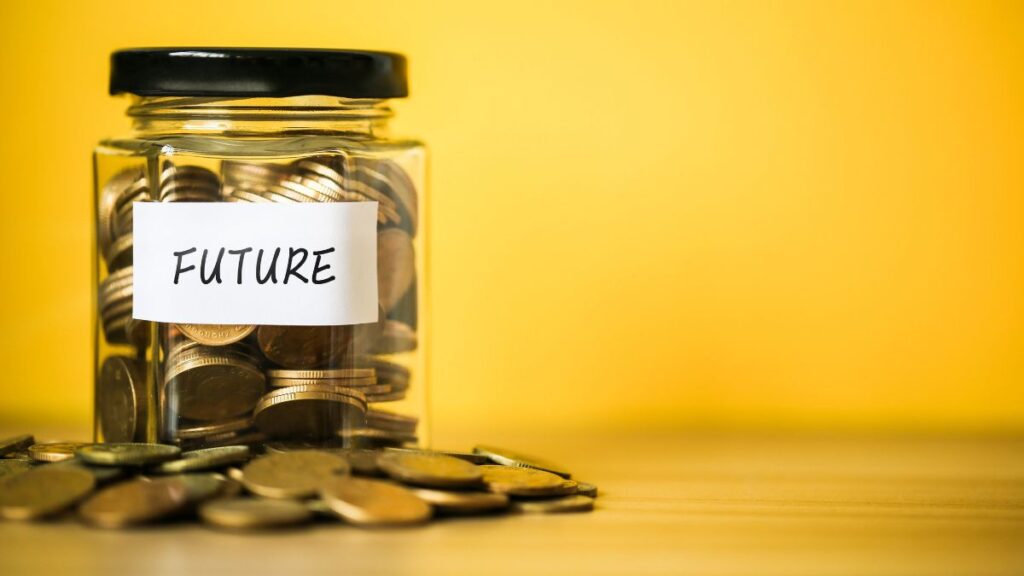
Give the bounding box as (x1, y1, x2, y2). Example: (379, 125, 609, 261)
(257, 325, 353, 369)
(164, 353, 266, 421)
(96, 356, 144, 443)
(175, 324, 256, 346)
(199, 497, 313, 530)
(376, 228, 415, 314)
(253, 385, 367, 440)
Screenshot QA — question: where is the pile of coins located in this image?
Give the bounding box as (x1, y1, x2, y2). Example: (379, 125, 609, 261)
(96, 155, 420, 450)
(0, 436, 596, 529)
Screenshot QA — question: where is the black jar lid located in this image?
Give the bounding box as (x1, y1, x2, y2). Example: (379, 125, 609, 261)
(110, 48, 408, 98)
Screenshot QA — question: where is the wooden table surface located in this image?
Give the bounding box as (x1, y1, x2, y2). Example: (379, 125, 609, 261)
(2, 430, 1023, 575)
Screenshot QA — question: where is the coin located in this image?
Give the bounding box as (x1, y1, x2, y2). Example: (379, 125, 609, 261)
(511, 495, 596, 514)
(377, 451, 483, 489)
(240, 451, 350, 499)
(48, 459, 127, 484)
(377, 228, 415, 314)
(478, 465, 568, 497)
(176, 323, 257, 346)
(78, 477, 189, 528)
(576, 481, 599, 498)
(152, 446, 251, 474)
(320, 476, 431, 526)
(0, 466, 95, 520)
(0, 434, 34, 457)
(28, 442, 91, 463)
(338, 428, 416, 447)
(257, 325, 353, 369)
(105, 232, 134, 270)
(371, 320, 417, 354)
(473, 445, 572, 478)
(366, 410, 418, 433)
(336, 449, 383, 476)
(163, 354, 265, 421)
(383, 447, 491, 465)
(268, 377, 379, 389)
(253, 385, 367, 440)
(0, 459, 32, 479)
(200, 497, 313, 530)
(411, 488, 509, 514)
(164, 473, 230, 504)
(176, 418, 253, 440)
(267, 368, 376, 380)
(78, 443, 181, 466)
(97, 356, 144, 443)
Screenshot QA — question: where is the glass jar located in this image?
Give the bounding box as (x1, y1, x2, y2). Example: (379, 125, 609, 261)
(93, 49, 427, 451)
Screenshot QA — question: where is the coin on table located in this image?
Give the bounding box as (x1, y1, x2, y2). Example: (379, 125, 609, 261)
(336, 449, 383, 476)
(0, 434, 34, 457)
(575, 481, 599, 498)
(199, 498, 313, 530)
(151, 446, 251, 474)
(256, 325, 353, 369)
(0, 466, 96, 520)
(78, 477, 189, 528)
(377, 451, 483, 488)
(175, 323, 256, 346)
(511, 495, 595, 514)
(163, 354, 266, 421)
(473, 445, 572, 478)
(162, 473, 230, 504)
(479, 465, 569, 497)
(78, 443, 181, 466)
(411, 488, 509, 514)
(320, 476, 431, 527)
(28, 442, 91, 463)
(48, 459, 127, 484)
(96, 356, 144, 443)
(240, 451, 350, 499)
(267, 368, 376, 380)
(0, 459, 33, 479)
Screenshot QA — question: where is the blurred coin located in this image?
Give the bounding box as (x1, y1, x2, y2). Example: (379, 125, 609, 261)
(377, 228, 415, 314)
(28, 442, 91, 463)
(97, 356, 143, 443)
(176, 418, 253, 441)
(576, 481, 599, 498)
(78, 477, 189, 528)
(383, 447, 490, 465)
(335, 449, 382, 476)
(151, 446, 251, 474)
(377, 451, 482, 489)
(0, 466, 95, 520)
(164, 473, 229, 504)
(47, 459, 127, 484)
(338, 428, 416, 447)
(473, 445, 572, 479)
(200, 497, 312, 530)
(257, 325, 353, 369)
(0, 459, 33, 479)
(105, 232, 134, 270)
(371, 320, 417, 354)
(176, 324, 256, 346)
(366, 410, 418, 433)
(0, 434, 34, 457)
(78, 443, 181, 466)
(479, 465, 568, 497)
(241, 451, 350, 499)
(267, 368, 375, 380)
(411, 488, 509, 514)
(511, 495, 595, 514)
(320, 476, 430, 527)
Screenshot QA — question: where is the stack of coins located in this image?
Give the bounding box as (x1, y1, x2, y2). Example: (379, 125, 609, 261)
(96, 155, 421, 450)
(0, 438, 596, 529)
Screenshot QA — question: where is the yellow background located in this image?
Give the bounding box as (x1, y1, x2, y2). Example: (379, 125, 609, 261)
(1, 0, 1021, 434)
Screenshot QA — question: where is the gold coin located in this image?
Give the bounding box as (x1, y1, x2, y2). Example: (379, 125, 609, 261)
(576, 481, 599, 498)
(98, 167, 143, 256)
(175, 323, 256, 346)
(78, 443, 181, 466)
(163, 355, 265, 421)
(28, 442, 91, 463)
(176, 418, 254, 440)
(377, 228, 415, 314)
(337, 428, 416, 447)
(253, 385, 367, 440)
(78, 477, 189, 528)
(164, 473, 230, 504)
(383, 447, 490, 465)
(97, 356, 144, 443)
(511, 495, 595, 514)
(478, 465, 568, 497)
(268, 376, 378, 388)
(256, 325, 353, 369)
(151, 446, 251, 474)
(0, 466, 95, 520)
(267, 368, 375, 380)
(473, 445, 572, 478)
(371, 320, 417, 354)
(0, 459, 33, 479)
(105, 232, 134, 270)
(0, 434, 34, 457)
(240, 451, 350, 499)
(377, 451, 482, 489)
(319, 476, 431, 526)
(199, 498, 313, 530)
(411, 487, 509, 514)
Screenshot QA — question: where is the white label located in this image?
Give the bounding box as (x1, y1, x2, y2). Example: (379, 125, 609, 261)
(132, 202, 379, 326)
